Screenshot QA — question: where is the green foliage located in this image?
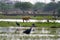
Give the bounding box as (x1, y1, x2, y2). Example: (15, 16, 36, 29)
(57, 1, 60, 17)
(0, 15, 54, 19)
(57, 8, 60, 17)
(0, 15, 59, 20)
(43, 2, 57, 11)
(0, 2, 11, 10)
(0, 22, 60, 27)
(0, 21, 16, 27)
(14, 2, 33, 10)
(33, 2, 45, 10)
(0, 2, 12, 14)
(57, 1, 60, 8)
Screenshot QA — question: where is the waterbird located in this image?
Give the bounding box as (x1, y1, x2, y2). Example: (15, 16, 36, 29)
(23, 23, 36, 34)
(16, 22, 20, 26)
(23, 27, 33, 34)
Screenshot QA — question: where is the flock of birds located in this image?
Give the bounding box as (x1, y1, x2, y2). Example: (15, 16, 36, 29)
(16, 22, 36, 34)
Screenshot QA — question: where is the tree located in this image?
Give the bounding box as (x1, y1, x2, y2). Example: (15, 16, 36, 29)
(33, 2, 45, 17)
(57, 1, 60, 17)
(43, 0, 57, 22)
(33, 2, 45, 10)
(0, 2, 11, 14)
(14, 2, 33, 16)
(43, 2, 57, 11)
(22, 16, 30, 22)
(57, 8, 60, 17)
(51, 0, 57, 19)
(14, 2, 33, 10)
(44, 0, 57, 12)
(57, 1, 60, 7)
(43, 0, 57, 20)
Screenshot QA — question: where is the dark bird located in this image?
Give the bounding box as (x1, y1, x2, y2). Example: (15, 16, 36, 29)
(32, 23, 36, 27)
(23, 23, 36, 34)
(32, 23, 36, 31)
(16, 22, 20, 26)
(23, 27, 33, 34)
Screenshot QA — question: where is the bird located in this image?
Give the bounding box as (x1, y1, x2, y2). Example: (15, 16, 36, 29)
(16, 22, 20, 26)
(23, 27, 33, 34)
(23, 23, 36, 34)
(32, 23, 36, 27)
(32, 23, 36, 31)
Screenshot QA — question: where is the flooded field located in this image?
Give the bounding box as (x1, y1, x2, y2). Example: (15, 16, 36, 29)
(0, 27, 60, 40)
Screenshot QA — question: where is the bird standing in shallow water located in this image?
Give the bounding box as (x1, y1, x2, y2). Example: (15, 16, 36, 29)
(32, 23, 36, 31)
(15, 22, 20, 33)
(16, 22, 20, 26)
(23, 27, 33, 34)
(23, 23, 36, 34)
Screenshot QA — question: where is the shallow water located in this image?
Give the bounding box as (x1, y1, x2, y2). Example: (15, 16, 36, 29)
(0, 19, 60, 23)
(0, 27, 60, 40)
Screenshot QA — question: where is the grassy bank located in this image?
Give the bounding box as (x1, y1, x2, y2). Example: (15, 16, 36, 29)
(0, 15, 60, 20)
(0, 21, 60, 27)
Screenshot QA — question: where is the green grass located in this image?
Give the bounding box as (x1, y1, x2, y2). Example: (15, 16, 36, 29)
(0, 21, 60, 27)
(0, 15, 60, 20)
(0, 21, 16, 27)
(31, 16, 53, 20)
(0, 15, 22, 19)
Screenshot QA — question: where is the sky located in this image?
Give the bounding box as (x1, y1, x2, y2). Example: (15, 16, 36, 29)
(11, 0, 60, 4)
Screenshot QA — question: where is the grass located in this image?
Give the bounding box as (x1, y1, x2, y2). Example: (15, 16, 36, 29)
(0, 21, 60, 27)
(0, 14, 60, 20)
(0, 15, 22, 19)
(0, 15, 60, 27)
(0, 21, 16, 27)
(31, 16, 53, 20)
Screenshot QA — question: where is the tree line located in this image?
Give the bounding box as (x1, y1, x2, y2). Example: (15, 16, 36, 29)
(0, 0, 60, 16)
